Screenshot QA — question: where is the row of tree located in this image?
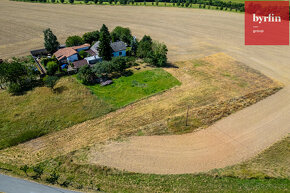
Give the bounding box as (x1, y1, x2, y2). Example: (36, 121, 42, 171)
(12, 0, 245, 12)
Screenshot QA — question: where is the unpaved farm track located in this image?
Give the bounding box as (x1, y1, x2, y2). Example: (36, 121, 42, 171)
(0, 1, 290, 174)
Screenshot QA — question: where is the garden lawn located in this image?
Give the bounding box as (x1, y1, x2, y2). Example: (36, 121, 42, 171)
(87, 68, 181, 108)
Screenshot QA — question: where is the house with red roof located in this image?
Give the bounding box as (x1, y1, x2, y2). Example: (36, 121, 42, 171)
(53, 44, 90, 64)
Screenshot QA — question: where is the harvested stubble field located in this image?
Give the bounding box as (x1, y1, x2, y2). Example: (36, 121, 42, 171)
(0, 53, 281, 168)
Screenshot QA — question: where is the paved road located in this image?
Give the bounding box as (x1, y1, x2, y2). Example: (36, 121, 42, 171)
(0, 174, 80, 193)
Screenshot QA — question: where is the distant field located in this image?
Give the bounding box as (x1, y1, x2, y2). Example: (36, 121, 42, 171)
(87, 69, 181, 108)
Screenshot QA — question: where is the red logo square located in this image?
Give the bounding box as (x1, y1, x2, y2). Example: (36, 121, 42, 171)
(245, 1, 289, 45)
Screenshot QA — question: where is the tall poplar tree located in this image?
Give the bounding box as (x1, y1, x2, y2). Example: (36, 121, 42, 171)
(43, 28, 59, 54)
(98, 24, 112, 61)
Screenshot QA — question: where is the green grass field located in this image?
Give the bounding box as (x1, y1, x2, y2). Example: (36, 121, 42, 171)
(87, 69, 181, 108)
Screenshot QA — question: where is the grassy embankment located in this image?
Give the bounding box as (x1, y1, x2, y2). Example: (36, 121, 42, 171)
(0, 68, 180, 149)
(0, 137, 289, 192)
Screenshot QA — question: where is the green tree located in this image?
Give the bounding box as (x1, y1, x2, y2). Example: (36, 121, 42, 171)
(43, 76, 59, 91)
(69, 0, 74, 3)
(98, 24, 112, 61)
(43, 28, 59, 54)
(77, 65, 97, 85)
(92, 61, 113, 78)
(94, 0, 98, 3)
(84, 0, 89, 3)
(82, 31, 99, 44)
(137, 35, 153, 58)
(60, 0, 64, 3)
(111, 57, 128, 73)
(155, 0, 159, 6)
(0, 60, 37, 95)
(147, 41, 168, 67)
(111, 26, 133, 45)
(65, 35, 84, 47)
(46, 61, 59, 75)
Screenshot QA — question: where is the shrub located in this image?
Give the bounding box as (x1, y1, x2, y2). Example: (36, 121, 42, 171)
(77, 65, 97, 85)
(84, 0, 89, 3)
(7, 82, 22, 95)
(65, 35, 84, 47)
(32, 164, 44, 179)
(69, 0, 74, 3)
(46, 61, 59, 75)
(43, 76, 59, 90)
(60, 0, 64, 3)
(79, 50, 88, 59)
(46, 171, 60, 184)
(94, 0, 98, 3)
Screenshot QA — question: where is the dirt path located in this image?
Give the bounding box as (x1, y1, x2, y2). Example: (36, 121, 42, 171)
(1, 1, 290, 174)
(93, 86, 290, 174)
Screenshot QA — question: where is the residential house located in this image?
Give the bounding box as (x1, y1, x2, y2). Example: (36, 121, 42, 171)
(111, 41, 127, 57)
(53, 43, 90, 64)
(90, 41, 127, 58)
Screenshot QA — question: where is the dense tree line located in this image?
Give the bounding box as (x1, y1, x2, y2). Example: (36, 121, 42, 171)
(11, 0, 245, 12)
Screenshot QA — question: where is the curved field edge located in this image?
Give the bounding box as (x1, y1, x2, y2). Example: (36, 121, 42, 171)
(0, 136, 289, 192)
